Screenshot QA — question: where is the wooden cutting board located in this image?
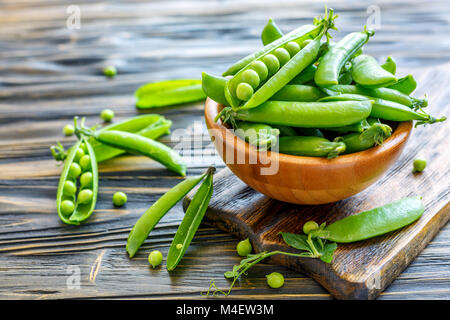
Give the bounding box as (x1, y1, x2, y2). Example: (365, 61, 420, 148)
(184, 166, 449, 300)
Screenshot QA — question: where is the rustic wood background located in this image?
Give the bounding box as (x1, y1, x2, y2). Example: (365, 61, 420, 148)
(0, 0, 449, 299)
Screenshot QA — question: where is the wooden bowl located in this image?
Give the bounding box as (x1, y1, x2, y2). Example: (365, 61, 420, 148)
(205, 98, 413, 205)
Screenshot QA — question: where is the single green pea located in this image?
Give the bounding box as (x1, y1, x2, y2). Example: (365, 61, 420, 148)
(100, 109, 115, 122)
(413, 158, 427, 172)
(236, 238, 252, 257)
(69, 163, 82, 179)
(103, 66, 117, 77)
(303, 221, 319, 234)
(78, 189, 93, 204)
(236, 83, 254, 101)
(285, 41, 301, 56)
(148, 250, 163, 268)
(240, 69, 260, 89)
(80, 172, 93, 187)
(176, 243, 183, 250)
(273, 48, 290, 66)
(266, 272, 284, 289)
(61, 200, 75, 216)
(79, 155, 91, 171)
(250, 61, 269, 82)
(300, 39, 312, 48)
(260, 54, 280, 76)
(63, 180, 77, 196)
(74, 148, 85, 162)
(63, 124, 75, 136)
(112, 191, 127, 207)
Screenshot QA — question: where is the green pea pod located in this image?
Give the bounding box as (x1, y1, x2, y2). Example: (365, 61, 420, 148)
(56, 137, 98, 225)
(325, 119, 370, 134)
(166, 168, 215, 271)
(387, 74, 417, 95)
(126, 170, 210, 258)
(234, 121, 279, 150)
(278, 136, 346, 159)
(321, 84, 427, 108)
(262, 18, 284, 45)
(337, 122, 392, 154)
(270, 84, 325, 102)
(288, 63, 317, 84)
(78, 128, 186, 176)
(94, 118, 172, 163)
(310, 197, 424, 243)
(232, 100, 373, 128)
(351, 54, 397, 88)
(201, 72, 229, 106)
(381, 56, 396, 75)
(315, 28, 374, 87)
(135, 80, 206, 108)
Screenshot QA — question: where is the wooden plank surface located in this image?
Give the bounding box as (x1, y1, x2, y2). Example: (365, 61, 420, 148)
(0, 0, 449, 299)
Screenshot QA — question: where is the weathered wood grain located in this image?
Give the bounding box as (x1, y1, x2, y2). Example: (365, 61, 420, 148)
(0, 0, 449, 300)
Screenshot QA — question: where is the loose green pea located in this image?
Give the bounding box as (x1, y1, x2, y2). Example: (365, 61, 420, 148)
(413, 158, 426, 172)
(273, 48, 290, 66)
(79, 155, 91, 171)
(69, 163, 82, 178)
(63, 180, 77, 196)
(250, 61, 269, 81)
(103, 66, 117, 78)
(236, 238, 252, 257)
(101, 109, 115, 122)
(112, 191, 127, 207)
(78, 189, 93, 204)
(63, 124, 75, 136)
(74, 148, 85, 162)
(148, 250, 163, 268)
(80, 172, 93, 187)
(240, 69, 260, 89)
(285, 41, 301, 56)
(300, 39, 312, 48)
(266, 272, 284, 289)
(261, 54, 280, 76)
(61, 200, 75, 216)
(236, 83, 254, 101)
(303, 221, 319, 234)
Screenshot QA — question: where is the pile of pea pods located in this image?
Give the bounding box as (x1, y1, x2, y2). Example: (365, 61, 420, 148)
(202, 8, 446, 158)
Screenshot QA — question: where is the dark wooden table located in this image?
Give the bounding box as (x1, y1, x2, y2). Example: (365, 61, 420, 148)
(0, 0, 449, 299)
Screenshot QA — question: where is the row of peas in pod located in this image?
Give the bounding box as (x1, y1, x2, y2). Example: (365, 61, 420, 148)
(202, 8, 446, 158)
(51, 113, 185, 225)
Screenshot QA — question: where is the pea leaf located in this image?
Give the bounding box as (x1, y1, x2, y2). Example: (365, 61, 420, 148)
(279, 232, 312, 253)
(318, 242, 337, 263)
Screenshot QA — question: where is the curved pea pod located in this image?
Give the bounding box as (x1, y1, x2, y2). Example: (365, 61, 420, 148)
(262, 18, 284, 45)
(289, 63, 317, 84)
(94, 118, 172, 163)
(278, 136, 346, 159)
(381, 56, 396, 75)
(234, 121, 279, 150)
(337, 122, 392, 154)
(322, 84, 427, 108)
(85, 129, 186, 176)
(126, 170, 209, 258)
(201, 72, 229, 106)
(166, 169, 214, 271)
(351, 54, 397, 88)
(56, 137, 98, 225)
(324, 119, 370, 134)
(233, 100, 373, 128)
(387, 74, 417, 95)
(310, 197, 424, 243)
(315, 28, 374, 87)
(270, 84, 325, 102)
(135, 80, 206, 109)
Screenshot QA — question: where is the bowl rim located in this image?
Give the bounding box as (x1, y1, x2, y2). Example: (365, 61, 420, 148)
(204, 98, 413, 166)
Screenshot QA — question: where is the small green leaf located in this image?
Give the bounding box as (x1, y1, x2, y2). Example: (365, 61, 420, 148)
(224, 271, 237, 279)
(280, 232, 312, 253)
(318, 242, 337, 263)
